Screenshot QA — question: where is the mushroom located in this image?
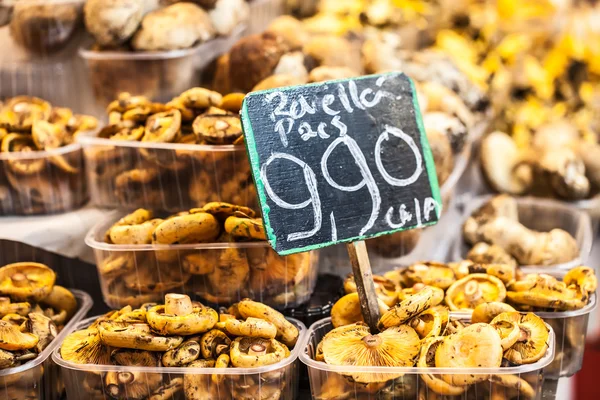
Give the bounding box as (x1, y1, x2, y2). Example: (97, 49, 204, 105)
(183, 360, 218, 399)
(109, 219, 164, 245)
(229, 337, 287, 368)
(489, 374, 535, 399)
(237, 299, 299, 347)
(507, 274, 587, 310)
(466, 243, 518, 268)
(331, 292, 389, 328)
(40, 285, 78, 320)
(463, 194, 519, 244)
(564, 266, 597, 296)
(418, 337, 466, 396)
(453, 260, 516, 284)
(308, 66, 359, 83)
(408, 306, 449, 340)
(177, 88, 223, 110)
(1, 133, 47, 175)
(225, 317, 277, 339)
(378, 286, 437, 330)
(425, 127, 454, 186)
(490, 312, 549, 364)
(148, 378, 183, 400)
(481, 131, 534, 195)
(445, 274, 507, 311)
(0, 320, 38, 351)
(211, 353, 230, 385)
(146, 294, 218, 336)
(219, 93, 245, 114)
(162, 339, 202, 366)
(152, 212, 220, 245)
(106, 209, 154, 239)
(321, 323, 420, 384)
(98, 321, 183, 351)
(472, 302, 517, 324)
(0, 297, 30, 317)
(344, 274, 398, 307)
(398, 284, 445, 306)
(399, 262, 456, 290)
(224, 215, 266, 240)
(60, 328, 111, 364)
(142, 109, 182, 143)
(436, 323, 503, 385)
(122, 264, 191, 294)
(0, 348, 37, 369)
(112, 348, 159, 367)
(198, 202, 256, 219)
(0, 96, 51, 132)
(200, 329, 231, 359)
(0, 262, 55, 302)
(192, 113, 243, 145)
(26, 313, 57, 353)
(491, 318, 521, 351)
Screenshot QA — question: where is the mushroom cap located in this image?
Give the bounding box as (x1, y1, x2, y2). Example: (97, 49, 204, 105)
(481, 131, 533, 195)
(0, 320, 38, 351)
(564, 266, 597, 295)
(491, 318, 521, 351)
(146, 304, 218, 336)
(466, 242, 518, 268)
(435, 323, 503, 385)
(60, 328, 111, 365)
(41, 285, 78, 320)
(229, 337, 287, 368)
(0, 262, 56, 302)
(331, 292, 389, 328)
(378, 286, 436, 330)
(321, 323, 420, 384)
(489, 373, 535, 399)
(491, 312, 549, 364)
(400, 262, 456, 290)
(472, 302, 516, 324)
(152, 212, 220, 245)
(343, 274, 398, 307)
(225, 317, 277, 339)
(408, 305, 449, 340)
(200, 329, 231, 359)
(198, 202, 256, 219)
(98, 321, 183, 352)
(463, 194, 519, 245)
(445, 273, 507, 311)
(418, 337, 466, 396)
(224, 216, 266, 240)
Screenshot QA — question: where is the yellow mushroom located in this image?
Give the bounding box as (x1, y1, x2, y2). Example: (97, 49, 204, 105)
(378, 286, 436, 330)
(27, 312, 57, 353)
(331, 292, 389, 328)
(109, 219, 164, 245)
(225, 317, 277, 339)
(408, 306, 449, 340)
(472, 302, 517, 324)
(41, 285, 78, 320)
(224, 215, 266, 240)
(0, 320, 38, 351)
(400, 262, 456, 290)
(230, 337, 287, 368)
(344, 274, 398, 307)
(418, 337, 466, 396)
(436, 323, 503, 385)
(162, 339, 202, 367)
(0, 262, 56, 302)
(564, 266, 597, 296)
(60, 328, 111, 364)
(445, 274, 507, 311)
(200, 329, 231, 359)
(152, 213, 220, 245)
(211, 353, 230, 385)
(98, 321, 183, 351)
(491, 312, 549, 364)
(0, 297, 31, 317)
(237, 299, 299, 347)
(146, 294, 218, 336)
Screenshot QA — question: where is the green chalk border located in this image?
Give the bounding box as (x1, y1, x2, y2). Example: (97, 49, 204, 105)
(241, 72, 442, 255)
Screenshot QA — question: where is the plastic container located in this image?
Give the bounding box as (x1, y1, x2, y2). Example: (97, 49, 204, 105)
(53, 315, 305, 400)
(0, 143, 88, 215)
(248, 0, 285, 34)
(78, 130, 256, 212)
(453, 195, 593, 270)
(301, 317, 555, 400)
(86, 212, 320, 310)
(0, 289, 93, 400)
(79, 26, 246, 115)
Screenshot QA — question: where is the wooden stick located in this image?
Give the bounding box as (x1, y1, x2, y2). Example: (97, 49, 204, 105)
(347, 240, 381, 333)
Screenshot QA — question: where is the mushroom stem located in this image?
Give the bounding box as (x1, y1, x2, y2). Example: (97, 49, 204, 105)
(16, 352, 37, 362)
(248, 343, 267, 356)
(105, 372, 120, 397)
(362, 335, 382, 348)
(518, 327, 530, 342)
(410, 318, 427, 336)
(118, 371, 135, 384)
(412, 283, 425, 293)
(215, 344, 229, 356)
(464, 281, 482, 302)
(11, 273, 28, 288)
(165, 294, 193, 316)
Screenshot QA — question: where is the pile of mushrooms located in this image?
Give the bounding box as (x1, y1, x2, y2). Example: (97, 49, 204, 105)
(463, 195, 579, 266)
(318, 282, 549, 398)
(0, 262, 79, 370)
(90, 88, 255, 208)
(99, 205, 313, 308)
(60, 294, 299, 400)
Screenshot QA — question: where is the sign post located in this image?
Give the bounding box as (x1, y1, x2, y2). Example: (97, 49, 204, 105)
(241, 72, 441, 332)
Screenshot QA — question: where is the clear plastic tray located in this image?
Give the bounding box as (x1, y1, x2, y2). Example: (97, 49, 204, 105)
(79, 25, 246, 115)
(248, 0, 285, 34)
(453, 195, 593, 270)
(0, 289, 93, 400)
(53, 315, 305, 400)
(300, 317, 555, 400)
(0, 143, 88, 215)
(78, 131, 256, 212)
(86, 212, 319, 310)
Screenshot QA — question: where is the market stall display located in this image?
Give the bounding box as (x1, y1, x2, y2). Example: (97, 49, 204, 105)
(87, 206, 319, 309)
(0, 261, 92, 400)
(54, 294, 305, 400)
(0, 96, 97, 215)
(80, 88, 256, 211)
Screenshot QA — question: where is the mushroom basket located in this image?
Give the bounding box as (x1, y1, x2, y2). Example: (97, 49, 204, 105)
(53, 315, 306, 400)
(86, 211, 320, 310)
(301, 317, 555, 400)
(0, 289, 92, 400)
(454, 195, 593, 271)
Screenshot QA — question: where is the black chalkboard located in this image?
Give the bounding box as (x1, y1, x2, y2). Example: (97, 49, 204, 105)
(241, 72, 441, 255)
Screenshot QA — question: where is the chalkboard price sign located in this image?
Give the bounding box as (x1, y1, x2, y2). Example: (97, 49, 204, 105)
(241, 72, 441, 256)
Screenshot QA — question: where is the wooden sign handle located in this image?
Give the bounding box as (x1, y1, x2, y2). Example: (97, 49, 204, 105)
(347, 241, 381, 333)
